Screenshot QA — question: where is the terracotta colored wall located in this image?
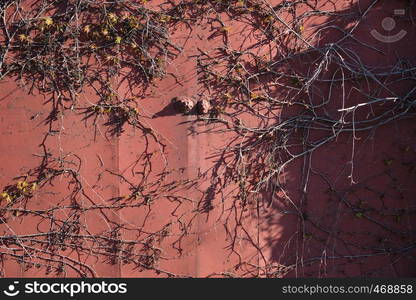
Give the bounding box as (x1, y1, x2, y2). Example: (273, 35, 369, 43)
(0, 0, 415, 277)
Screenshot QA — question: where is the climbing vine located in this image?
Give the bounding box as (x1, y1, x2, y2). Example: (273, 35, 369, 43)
(0, 0, 415, 277)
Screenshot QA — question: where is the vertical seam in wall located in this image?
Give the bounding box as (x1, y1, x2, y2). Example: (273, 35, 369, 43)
(187, 114, 200, 277)
(114, 70, 122, 278)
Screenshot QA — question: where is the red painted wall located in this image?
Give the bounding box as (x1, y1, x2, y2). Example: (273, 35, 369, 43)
(0, 0, 415, 277)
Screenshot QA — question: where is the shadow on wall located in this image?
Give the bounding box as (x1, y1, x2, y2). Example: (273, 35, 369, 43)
(262, 0, 416, 277)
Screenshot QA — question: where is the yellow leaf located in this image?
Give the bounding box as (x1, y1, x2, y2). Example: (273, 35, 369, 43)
(221, 26, 232, 33)
(160, 15, 171, 23)
(127, 16, 141, 29)
(83, 25, 91, 33)
(115, 36, 122, 44)
(0, 192, 12, 203)
(250, 92, 259, 99)
(108, 13, 118, 24)
(17, 181, 28, 190)
(18, 34, 27, 42)
(44, 17, 53, 26)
